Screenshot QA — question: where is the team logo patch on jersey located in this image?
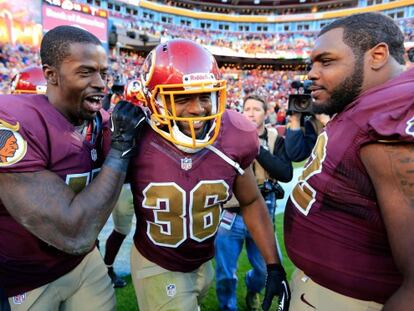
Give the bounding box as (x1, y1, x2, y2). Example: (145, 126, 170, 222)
(166, 284, 177, 297)
(12, 293, 26, 304)
(405, 116, 414, 137)
(181, 157, 192, 171)
(0, 119, 27, 167)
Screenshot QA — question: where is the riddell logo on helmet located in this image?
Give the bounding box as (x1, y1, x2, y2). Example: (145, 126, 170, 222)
(183, 73, 215, 84)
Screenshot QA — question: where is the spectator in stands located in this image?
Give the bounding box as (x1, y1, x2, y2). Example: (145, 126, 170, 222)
(276, 106, 287, 125)
(215, 94, 293, 311)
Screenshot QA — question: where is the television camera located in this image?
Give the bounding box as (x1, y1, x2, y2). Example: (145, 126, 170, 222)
(287, 80, 313, 114)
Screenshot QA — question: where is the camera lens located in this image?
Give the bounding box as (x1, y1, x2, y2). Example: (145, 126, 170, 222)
(408, 48, 414, 63)
(296, 98, 309, 109)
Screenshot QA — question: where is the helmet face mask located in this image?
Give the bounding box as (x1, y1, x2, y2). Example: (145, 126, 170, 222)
(139, 39, 227, 151)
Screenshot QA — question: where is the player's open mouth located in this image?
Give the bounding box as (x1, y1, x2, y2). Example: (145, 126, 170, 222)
(84, 95, 104, 112)
(193, 120, 205, 130)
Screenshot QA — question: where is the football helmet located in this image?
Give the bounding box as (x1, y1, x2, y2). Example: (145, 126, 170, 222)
(10, 66, 47, 94)
(140, 39, 226, 151)
(124, 79, 147, 107)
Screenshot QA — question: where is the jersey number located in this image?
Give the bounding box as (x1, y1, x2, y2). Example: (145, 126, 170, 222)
(142, 181, 229, 248)
(291, 132, 327, 215)
(65, 169, 101, 193)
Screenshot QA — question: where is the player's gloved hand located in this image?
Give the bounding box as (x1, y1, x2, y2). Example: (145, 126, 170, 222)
(110, 100, 146, 158)
(262, 264, 290, 311)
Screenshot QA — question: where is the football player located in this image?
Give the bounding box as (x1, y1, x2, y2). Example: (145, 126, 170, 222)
(284, 12, 414, 310)
(215, 94, 293, 311)
(127, 39, 290, 311)
(102, 78, 146, 288)
(0, 26, 145, 310)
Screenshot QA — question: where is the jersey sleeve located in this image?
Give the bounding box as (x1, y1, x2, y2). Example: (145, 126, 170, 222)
(221, 110, 259, 169)
(0, 110, 48, 173)
(365, 79, 414, 143)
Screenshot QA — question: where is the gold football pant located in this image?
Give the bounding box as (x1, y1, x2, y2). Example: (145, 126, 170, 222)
(8, 248, 115, 311)
(131, 245, 214, 311)
(290, 269, 383, 311)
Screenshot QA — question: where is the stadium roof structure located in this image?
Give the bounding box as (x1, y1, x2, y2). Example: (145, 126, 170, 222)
(151, 0, 358, 15)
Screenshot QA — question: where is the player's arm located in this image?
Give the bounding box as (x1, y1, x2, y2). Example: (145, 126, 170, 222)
(0, 101, 145, 255)
(360, 142, 414, 310)
(234, 166, 290, 311)
(234, 166, 279, 263)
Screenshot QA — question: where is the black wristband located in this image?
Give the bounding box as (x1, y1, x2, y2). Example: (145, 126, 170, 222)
(267, 263, 285, 273)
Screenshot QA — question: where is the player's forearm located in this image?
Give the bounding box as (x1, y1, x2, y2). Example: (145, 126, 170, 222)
(0, 149, 129, 255)
(53, 149, 129, 254)
(241, 200, 280, 264)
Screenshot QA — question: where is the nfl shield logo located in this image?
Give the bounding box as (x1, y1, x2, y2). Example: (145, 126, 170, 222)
(181, 157, 192, 171)
(166, 284, 177, 297)
(12, 293, 26, 304)
(91, 149, 98, 161)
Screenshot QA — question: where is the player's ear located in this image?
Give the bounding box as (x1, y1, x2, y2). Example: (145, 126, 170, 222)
(43, 65, 58, 86)
(368, 42, 389, 70)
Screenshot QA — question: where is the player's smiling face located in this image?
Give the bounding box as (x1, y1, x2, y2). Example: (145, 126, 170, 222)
(55, 43, 108, 125)
(166, 93, 213, 138)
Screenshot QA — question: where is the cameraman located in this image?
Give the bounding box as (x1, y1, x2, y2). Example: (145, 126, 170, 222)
(215, 94, 293, 311)
(285, 112, 328, 161)
(285, 80, 329, 161)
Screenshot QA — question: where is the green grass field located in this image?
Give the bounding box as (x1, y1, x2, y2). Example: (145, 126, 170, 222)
(115, 213, 296, 311)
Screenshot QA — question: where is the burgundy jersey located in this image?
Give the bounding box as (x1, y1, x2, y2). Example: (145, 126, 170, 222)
(129, 110, 258, 272)
(0, 94, 110, 296)
(284, 69, 414, 303)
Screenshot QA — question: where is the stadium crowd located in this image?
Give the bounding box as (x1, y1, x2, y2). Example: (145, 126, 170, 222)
(0, 42, 300, 125)
(1, 15, 413, 105)
(114, 16, 414, 56)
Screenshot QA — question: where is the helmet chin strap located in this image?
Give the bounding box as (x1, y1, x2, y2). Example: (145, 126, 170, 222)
(170, 121, 215, 153)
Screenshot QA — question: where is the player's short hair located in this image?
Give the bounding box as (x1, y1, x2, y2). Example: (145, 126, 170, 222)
(40, 25, 102, 68)
(0, 130, 13, 149)
(319, 12, 405, 65)
(243, 94, 267, 112)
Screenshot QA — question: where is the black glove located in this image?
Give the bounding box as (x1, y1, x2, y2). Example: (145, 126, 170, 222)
(262, 264, 290, 311)
(110, 100, 146, 158)
(0, 288, 10, 311)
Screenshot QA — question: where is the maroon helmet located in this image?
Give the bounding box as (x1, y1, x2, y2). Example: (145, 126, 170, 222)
(140, 39, 227, 149)
(10, 66, 47, 94)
